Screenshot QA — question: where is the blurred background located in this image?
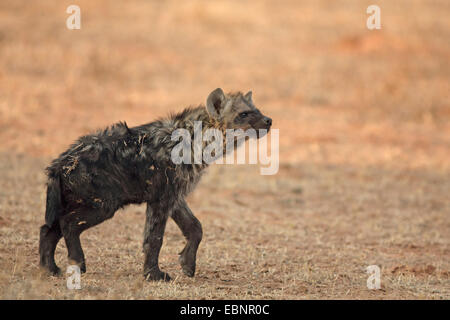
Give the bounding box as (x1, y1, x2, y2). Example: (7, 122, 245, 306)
(0, 0, 449, 299)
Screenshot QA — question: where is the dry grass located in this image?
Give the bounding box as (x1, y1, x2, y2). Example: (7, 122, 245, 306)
(0, 0, 449, 299)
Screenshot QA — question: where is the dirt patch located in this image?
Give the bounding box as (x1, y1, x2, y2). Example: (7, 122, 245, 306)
(391, 265, 441, 277)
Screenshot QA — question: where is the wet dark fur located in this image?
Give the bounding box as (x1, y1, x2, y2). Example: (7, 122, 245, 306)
(39, 89, 271, 281)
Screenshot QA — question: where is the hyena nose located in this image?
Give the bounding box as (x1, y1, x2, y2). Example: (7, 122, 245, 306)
(263, 117, 272, 126)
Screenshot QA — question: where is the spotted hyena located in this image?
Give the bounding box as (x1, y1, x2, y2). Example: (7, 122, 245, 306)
(39, 88, 272, 281)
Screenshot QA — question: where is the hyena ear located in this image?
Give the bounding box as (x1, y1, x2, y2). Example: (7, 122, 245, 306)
(244, 91, 253, 102)
(206, 88, 227, 119)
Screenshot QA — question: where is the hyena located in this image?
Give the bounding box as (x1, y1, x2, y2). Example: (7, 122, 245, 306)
(39, 88, 272, 281)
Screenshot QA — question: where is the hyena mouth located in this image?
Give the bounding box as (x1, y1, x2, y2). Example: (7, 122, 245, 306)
(256, 126, 271, 138)
(254, 117, 272, 138)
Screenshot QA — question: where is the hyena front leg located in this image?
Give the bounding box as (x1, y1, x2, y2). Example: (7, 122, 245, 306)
(143, 203, 171, 281)
(172, 200, 202, 277)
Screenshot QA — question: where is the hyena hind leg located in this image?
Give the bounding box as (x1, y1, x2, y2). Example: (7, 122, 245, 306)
(171, 201, 203, 277)
(39, 223, 63, 276)
(59, 208, 111, 274)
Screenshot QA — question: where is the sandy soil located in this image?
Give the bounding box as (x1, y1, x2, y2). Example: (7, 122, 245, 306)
(0, 0, 449, 299)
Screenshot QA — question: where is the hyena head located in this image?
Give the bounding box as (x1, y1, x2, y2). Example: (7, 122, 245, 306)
(206, 88, 272, 138)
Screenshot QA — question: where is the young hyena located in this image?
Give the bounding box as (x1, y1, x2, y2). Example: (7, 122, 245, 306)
(39, 88, 272, 281)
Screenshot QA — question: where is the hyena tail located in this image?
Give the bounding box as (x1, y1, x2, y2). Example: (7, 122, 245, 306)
(40, 174, 63, 275)
(45, 175, 63, 227)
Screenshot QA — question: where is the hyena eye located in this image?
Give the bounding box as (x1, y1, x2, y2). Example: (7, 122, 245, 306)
(239, 112, 249, 118)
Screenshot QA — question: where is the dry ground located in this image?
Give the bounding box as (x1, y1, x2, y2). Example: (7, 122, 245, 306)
(0, 0, 449, 299)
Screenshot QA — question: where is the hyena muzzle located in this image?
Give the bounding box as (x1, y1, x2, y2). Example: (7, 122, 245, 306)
(39, 88, 272, 281)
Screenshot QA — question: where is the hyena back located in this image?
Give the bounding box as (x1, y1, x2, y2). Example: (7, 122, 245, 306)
(39, 88, 272, 281)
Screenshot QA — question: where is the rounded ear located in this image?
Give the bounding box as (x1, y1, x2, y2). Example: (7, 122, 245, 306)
(206, 88, 226, 119)
(244, 91, 253, 102)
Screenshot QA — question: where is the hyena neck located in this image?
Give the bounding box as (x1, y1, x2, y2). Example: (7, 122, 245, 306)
(172, 105, 223, 132)
(169, 106, 227, 168)
(179, 107, 244, 159)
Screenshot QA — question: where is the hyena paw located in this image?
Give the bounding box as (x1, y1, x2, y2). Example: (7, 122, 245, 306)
(79, 261, 86, 274)
(179, 254, 196, 277)
(42, 264, 61, 277)
(50, 265, 62, 276)
(144, 269, 172, 282)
